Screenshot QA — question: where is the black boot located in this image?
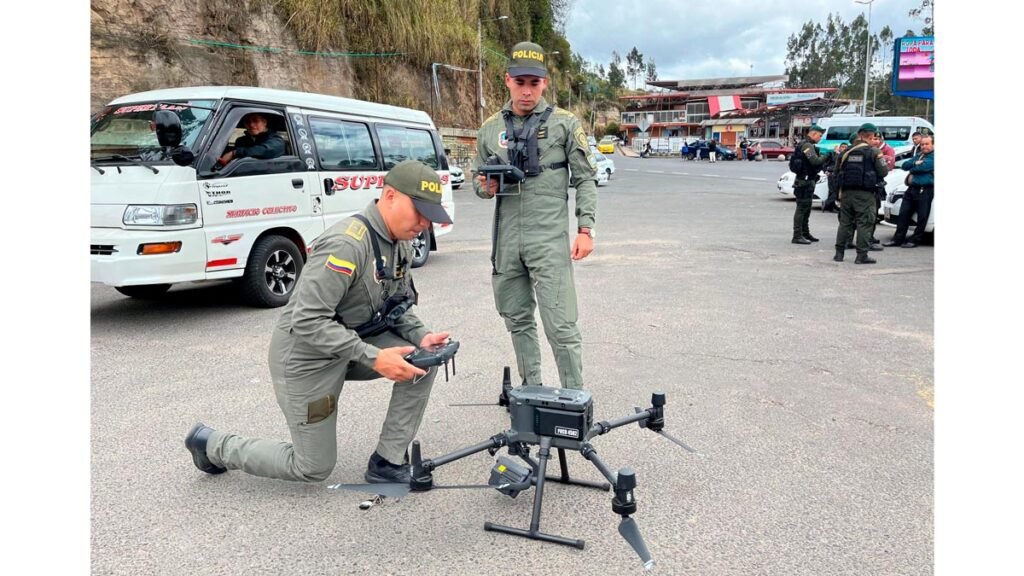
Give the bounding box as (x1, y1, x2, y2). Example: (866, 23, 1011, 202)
(833, 248, 844, 262)
(792, 237, 812, 245)
(804, 234, 820, 242)
(855, 253, 877, 264)
(185, 423, 227, 474)
(365, 451, 412, 484)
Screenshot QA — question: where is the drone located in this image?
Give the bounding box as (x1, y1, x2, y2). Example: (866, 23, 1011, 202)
(330, 350, 697, 570)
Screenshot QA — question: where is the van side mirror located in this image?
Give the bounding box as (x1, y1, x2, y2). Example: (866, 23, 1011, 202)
(154, 110, 182, 148)
(170, 148, 195, 167)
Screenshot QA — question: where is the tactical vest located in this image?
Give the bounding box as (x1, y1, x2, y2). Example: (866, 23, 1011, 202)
(502, 106, 566, 177)
(838, 143, 880, 190)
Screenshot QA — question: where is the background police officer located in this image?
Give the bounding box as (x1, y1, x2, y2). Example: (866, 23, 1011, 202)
(185, 160, 453, 484)
(474, 41, 597, 390)
(791, 124, 830, 244)
(834, 123, 889, 264)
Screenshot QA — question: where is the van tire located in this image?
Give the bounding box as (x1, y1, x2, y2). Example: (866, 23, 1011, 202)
(411, 229, 431, 268)
(115, 284, 172, 299)
(241, 235, 303, 308)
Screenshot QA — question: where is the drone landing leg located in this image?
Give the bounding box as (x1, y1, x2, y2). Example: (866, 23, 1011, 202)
(543, 447, 612, 492)
(484, 436, 585, 549)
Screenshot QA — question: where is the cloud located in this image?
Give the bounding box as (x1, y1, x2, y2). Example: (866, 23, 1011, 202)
(564, 0, 925, 83)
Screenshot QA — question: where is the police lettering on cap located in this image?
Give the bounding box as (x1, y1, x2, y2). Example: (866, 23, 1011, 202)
(508, 41, 548, 78)
(383, 159, 453, 224)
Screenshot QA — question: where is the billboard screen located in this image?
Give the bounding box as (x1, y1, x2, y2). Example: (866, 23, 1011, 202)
(891, 36, 934, 99)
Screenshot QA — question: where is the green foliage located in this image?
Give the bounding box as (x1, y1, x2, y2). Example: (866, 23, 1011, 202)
(784, 10, 933, 120)
(604, 121, 620, 135)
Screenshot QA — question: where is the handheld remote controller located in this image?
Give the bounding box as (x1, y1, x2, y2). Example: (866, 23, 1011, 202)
(404, 340, 460, 381)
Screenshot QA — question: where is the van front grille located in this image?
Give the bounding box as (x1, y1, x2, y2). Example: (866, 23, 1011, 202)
(91, 244, 117, 256)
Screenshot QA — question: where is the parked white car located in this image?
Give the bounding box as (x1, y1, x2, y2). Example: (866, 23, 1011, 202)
(883, 186, 934, 237)
(594, 151, 616, 180)
(449, 165, 464, 189)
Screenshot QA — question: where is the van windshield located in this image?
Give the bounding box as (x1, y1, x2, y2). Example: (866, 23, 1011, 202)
(90, 100, 215, 161)
(825, 125, 912, 143)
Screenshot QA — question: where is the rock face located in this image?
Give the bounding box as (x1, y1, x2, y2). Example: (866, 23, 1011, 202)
(90, 0, 355, 110)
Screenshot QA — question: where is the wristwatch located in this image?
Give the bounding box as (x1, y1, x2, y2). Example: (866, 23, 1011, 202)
(578, 227, 595, 239)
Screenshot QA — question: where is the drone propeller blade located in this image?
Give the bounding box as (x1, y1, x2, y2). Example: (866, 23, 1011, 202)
(656, 429, 698, 454)
(327, 482, 411, 499)
(618, 516, 655, 570)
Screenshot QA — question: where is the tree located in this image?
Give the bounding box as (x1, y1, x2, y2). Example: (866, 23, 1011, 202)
(908, 0, 934, 36)
(645, 58, 658, 84)
(626, 46, 645, 90)
(607, 51, 625, 89)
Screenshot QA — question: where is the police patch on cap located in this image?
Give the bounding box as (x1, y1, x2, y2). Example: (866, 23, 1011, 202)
(508, 41, 548, 78)
(383, 159, 453, 224)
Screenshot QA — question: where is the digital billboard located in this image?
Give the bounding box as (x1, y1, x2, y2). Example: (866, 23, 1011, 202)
(891, 36, 934, 99)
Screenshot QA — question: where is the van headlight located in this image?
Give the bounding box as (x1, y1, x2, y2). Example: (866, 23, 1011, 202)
(123, 204, 198, 226)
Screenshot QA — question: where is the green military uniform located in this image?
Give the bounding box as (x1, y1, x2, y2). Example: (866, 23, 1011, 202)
(834, 124, 889, 262)
(204, 162, 447, 482)
(473, 42, 597, 390)
(792, 128, 830, 243)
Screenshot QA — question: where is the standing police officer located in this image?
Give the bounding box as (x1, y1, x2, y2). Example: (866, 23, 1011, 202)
(474, 41, 597, 390)
(185, 160, 454, 484)
(833, 123, 889, 264)
(791, 124, 830, 244)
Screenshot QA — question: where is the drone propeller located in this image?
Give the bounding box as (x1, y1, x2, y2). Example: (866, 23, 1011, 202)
(328, 481, 507, 499)
(634, 403, 699, 454)
(612, 467, 656, 570)
(618, 516, 655, 570)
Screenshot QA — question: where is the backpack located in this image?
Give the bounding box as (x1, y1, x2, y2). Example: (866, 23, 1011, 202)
(788, 144, 807, 175)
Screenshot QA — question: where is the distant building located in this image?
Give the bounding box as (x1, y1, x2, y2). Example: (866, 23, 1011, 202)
(619, 75, 846, 147)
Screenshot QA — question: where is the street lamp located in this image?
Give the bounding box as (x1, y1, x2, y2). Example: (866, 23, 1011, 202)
(478, 15, 509, 124)
(855, 0, 875, 116)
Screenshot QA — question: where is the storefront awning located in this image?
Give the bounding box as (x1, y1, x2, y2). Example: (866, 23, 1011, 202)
(700, 118, 759, 127)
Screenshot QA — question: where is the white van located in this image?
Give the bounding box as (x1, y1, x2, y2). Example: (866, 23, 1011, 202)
(817, 116, 934, 152)
(91, 86, 455, 307)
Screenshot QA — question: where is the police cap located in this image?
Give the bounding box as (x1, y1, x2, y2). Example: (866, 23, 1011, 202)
(508, 41, 548, 78)
(383, 160, 453, 224)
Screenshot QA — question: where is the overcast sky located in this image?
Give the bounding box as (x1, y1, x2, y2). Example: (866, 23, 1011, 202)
(564, 0, 928, 86)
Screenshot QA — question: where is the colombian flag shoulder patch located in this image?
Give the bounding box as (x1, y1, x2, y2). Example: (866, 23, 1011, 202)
(325, 255, 356, 276)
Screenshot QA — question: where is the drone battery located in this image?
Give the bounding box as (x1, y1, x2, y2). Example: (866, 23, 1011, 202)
(508, 386, 593, 448)
(489, 456, 531, 498)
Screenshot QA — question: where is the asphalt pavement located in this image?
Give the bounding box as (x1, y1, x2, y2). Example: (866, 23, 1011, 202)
(91, 152, 934, 575)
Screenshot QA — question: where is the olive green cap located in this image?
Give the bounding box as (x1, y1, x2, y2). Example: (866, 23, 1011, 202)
(508, 41, 548, 78)
(383, 160, 452, 224)
(809, 124, 825, 133)
(858, 122, 879, 134)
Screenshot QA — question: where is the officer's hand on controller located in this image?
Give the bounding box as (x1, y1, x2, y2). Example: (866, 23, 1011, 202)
(374, 346, 426, 382)
(419, 331, 451, 349)
(476, 174, 499, 198)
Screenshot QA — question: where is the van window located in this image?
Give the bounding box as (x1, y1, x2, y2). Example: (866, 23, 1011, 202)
(826, 125, 912, 143)
(91, 100, 215, 160)
(824, 126, 858, 143)
(878, 126, 912, 141)
(309, 118, 377, 169)
(376, 125, 439, 169)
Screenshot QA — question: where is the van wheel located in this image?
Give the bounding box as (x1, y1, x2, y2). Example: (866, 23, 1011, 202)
(241, 235, 303, 308)
(115, 284, 171, 299)
(411, 229, 431, 268)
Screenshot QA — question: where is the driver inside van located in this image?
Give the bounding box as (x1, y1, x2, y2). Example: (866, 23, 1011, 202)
(218, 112, 285, 166)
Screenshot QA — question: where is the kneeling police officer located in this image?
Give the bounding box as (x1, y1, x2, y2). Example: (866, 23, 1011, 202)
(185, 160, 453, 484)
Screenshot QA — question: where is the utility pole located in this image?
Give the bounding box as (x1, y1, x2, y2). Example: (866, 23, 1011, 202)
(856, 0, 876, 116)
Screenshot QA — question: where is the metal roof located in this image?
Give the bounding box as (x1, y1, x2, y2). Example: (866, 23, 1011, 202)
(108, 86, 435, 126)
(648, 75, 789, 91)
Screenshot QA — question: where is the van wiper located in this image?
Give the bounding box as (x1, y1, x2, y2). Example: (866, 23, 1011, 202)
(90, 163, 105, 174)
(92, 154, 159, 174)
